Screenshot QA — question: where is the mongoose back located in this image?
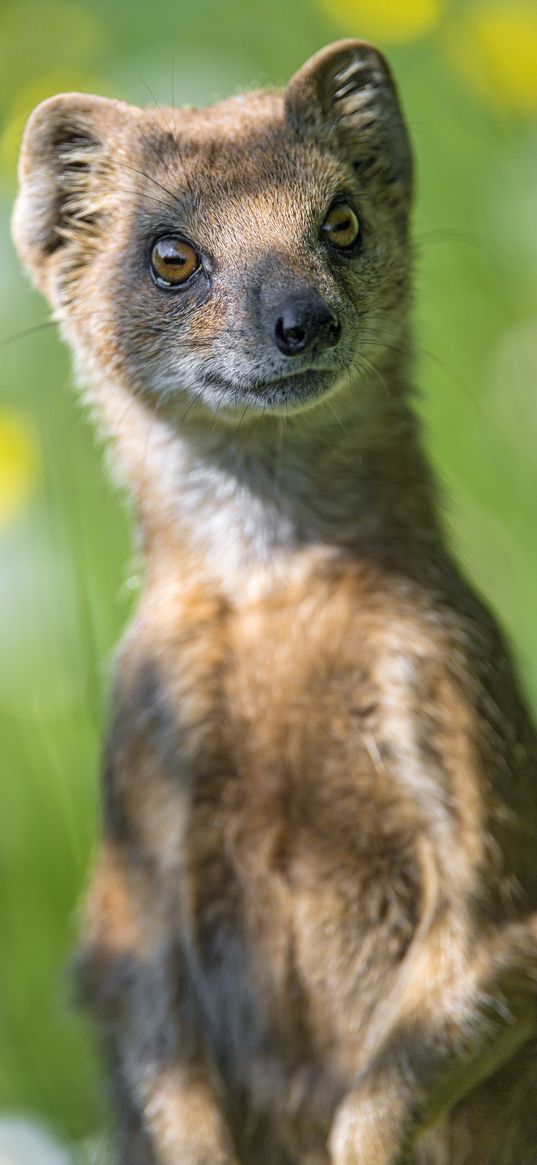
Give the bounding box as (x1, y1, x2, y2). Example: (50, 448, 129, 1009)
(12, 39, 537, 1165)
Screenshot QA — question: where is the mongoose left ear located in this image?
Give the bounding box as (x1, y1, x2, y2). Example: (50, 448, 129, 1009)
(12, 92, 133, 297)
(285, 40, 412, 200)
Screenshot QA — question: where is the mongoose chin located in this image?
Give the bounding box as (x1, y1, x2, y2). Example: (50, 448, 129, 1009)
(12, 38, 537, 1165)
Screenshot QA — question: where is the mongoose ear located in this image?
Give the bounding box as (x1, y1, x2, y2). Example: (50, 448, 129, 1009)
(12, 93, 130, 296)
(285, 40, 412, 203)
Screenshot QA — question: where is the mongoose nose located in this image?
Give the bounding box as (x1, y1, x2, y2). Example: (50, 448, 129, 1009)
(274, 297, 341, 357)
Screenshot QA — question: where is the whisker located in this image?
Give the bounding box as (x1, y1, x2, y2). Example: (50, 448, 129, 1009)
(121, 162, 183, 208)
(358, 326, 485, 418)
(105, 182, 179, 214)
(0, 318, 57, 349)
(358, 349, 391, 398)
(181, 389, 204, 424)
(138, 72, 175, 138)
(99, 106, 183, 201)
(274, 414, 285, 491)
(136, 71, 195, 202)
(235, 402, 249, 437)
(325, 393, 351, 435)
(414, 227, 501, 261)
(211, 387, 228, 432)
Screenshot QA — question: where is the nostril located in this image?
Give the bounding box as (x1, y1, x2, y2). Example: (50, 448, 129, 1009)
(285, 325, 306, 346)
(275, 315, 309, 355)
(273, 298, 342, 357)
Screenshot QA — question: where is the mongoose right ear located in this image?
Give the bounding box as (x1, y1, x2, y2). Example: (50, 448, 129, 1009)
(12, 93, 132, 296)
(285, 40, 412, 210)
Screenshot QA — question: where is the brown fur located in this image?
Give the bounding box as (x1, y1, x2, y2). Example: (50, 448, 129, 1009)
(12, 39, 537, 1165)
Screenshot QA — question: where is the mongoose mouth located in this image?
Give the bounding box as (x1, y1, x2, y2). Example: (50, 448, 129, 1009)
(201, 368, 339, 411)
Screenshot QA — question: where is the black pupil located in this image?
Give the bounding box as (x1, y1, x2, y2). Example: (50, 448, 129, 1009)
(160, 243, 187, 267)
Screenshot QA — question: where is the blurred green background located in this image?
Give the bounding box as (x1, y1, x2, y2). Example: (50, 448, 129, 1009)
(1, 0, 537, 1155)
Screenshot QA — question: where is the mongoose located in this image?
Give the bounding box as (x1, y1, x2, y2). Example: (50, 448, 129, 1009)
(12, 38, 537, 1165)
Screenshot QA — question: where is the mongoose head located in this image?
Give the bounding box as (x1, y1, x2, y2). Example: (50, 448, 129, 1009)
(12, 40, 412, 421)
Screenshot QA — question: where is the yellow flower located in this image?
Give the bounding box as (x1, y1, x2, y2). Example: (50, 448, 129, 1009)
(0, 409, 40, 527)
(316, 0, 445, 42)
(446, 3, 537, 115)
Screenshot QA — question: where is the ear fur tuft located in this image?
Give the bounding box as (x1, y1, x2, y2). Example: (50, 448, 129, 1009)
(286, 40, 412, 204)
(12, 93, 129, 293)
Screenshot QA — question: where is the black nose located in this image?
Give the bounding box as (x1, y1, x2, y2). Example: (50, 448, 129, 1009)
(274, 297, 341, 357)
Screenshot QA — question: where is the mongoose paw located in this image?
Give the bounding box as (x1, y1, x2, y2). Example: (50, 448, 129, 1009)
(329, 1089, 414, 1165)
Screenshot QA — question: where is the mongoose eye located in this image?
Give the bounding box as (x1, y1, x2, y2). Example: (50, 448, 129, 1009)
(321, 203, 360, 251)
(150, 236, 200, 287)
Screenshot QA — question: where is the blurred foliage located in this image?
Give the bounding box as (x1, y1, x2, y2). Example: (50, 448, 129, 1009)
(0, 409, 40, 526)
(445, 2, 537, 113)
(1, 0, 537, 1154)
(317, 0, 446, 42)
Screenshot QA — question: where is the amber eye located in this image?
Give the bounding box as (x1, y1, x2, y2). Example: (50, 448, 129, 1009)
(150, 236, 200, 287)
(321, 203, 360, 250)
